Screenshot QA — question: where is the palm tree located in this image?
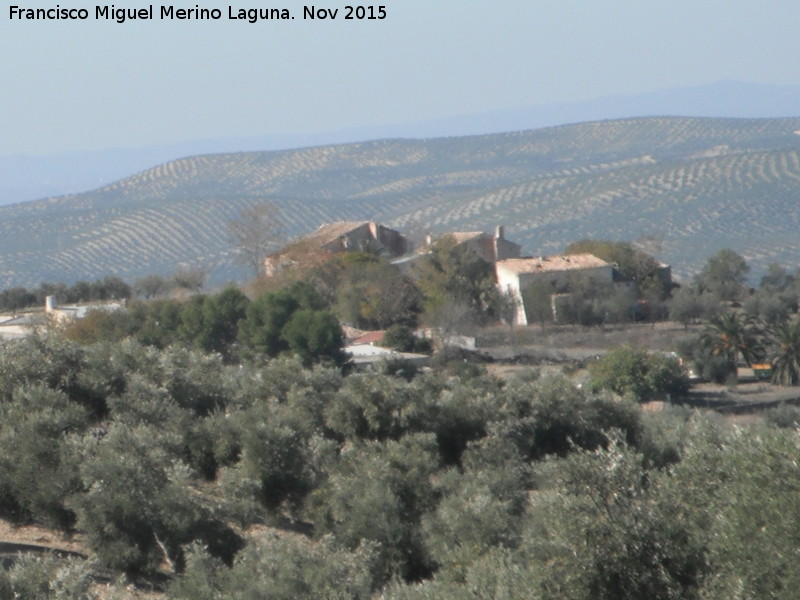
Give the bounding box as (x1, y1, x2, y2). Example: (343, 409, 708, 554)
(701, 312, 763, 374)
(768, 318, 800, 386)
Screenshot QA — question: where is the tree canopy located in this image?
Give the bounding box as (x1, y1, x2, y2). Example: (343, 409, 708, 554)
(564, 239, 670, 299)
(693, 248, 750, 301)
(1, 331, 800, 598)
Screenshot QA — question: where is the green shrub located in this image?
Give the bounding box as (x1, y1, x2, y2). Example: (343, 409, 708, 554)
(422, 437, 531, 579)
(0, 554, 96, 600)
(307, 434, 440, 584)
(763, 403, 800, 429)
(675, 335, 735, 383)
(496, 374, 642, 460)
(0, 385, 89, 529)
(531, 440, 707, 600)
(670, 427, 800, 599)
(170, 535, 377, 600)
(281, 309, 348, 368)
(381, 358, 420, 381)
(589, 347, 689, 402)
(239, 282, 348, 367)
(183, 411, 243, 480)
(235, 419, 315, 514)
(70, 423, 238, 574)
(422, 377, 498, 465)
(382, 325, 431, 354)
(324, 374, 426, 442)
(0, 334, 105, 414)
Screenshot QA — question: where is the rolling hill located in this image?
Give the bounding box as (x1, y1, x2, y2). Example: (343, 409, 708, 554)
(2, 116, 800, 290)
(5, 80, 800, 207)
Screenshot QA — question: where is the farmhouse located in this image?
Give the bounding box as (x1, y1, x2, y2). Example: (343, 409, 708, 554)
(265, 221, 409, 276)
(300, 221, 408, 256)
(392, 225, 521, 273)
(496, 254, 615, 325)
(424, 226, 521, 263)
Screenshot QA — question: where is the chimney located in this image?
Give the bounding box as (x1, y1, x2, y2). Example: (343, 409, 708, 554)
(495, 225, 505, 240)
(45, 295, 57, 313)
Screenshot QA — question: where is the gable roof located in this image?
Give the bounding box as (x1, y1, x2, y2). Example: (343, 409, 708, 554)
(351, 330, 386, 345)
(300, 221, 370, 247)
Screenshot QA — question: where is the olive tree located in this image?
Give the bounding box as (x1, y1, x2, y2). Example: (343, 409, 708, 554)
(70, 423, 241, 574)
(171, 535, 377, 600)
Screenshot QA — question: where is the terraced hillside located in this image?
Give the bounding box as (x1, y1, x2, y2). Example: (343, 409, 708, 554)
(2, 116, 800, 289)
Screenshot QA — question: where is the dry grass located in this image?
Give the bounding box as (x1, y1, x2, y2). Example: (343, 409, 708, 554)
(0, 518, 86, 555)
(477, 322, 698, 366)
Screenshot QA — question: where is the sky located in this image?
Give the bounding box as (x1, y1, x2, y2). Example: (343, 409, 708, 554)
(2, 0, 800, 157)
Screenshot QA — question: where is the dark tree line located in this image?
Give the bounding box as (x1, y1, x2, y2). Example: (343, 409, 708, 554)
(0, 276, 133, 313)
(62, 281, 348, 368)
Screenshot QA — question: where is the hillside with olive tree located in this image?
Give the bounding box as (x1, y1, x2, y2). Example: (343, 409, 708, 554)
(1, 116, 800, 289)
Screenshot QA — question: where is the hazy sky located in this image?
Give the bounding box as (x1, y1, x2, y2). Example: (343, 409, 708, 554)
(2, 0, 799, 157)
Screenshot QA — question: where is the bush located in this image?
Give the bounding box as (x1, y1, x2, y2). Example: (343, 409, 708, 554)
(0, 554, 96, 600)
(234, 418, 315, 514)
(539, 440, 707, 600)
(382, 325, 431, 354)
(670, 428, 800, 599)
(171, 535, 377, 600)
(0, 335, 91, 405)
(334, 260, 422, 329)
(422, 437, 531, 579)
(763, 403, 800, 429)
(307, 435, 440, 584)
(281, 309, 348, 368)
(70, 423, 238, 574)
(324, 374, 425, 442)
(179, 286, 250, 360)
(497, 374, 642, 460)
(61, 307, 136, 345)
(381, 357, 420, 381)
(0, 385, 89, 530)
(422, 376, 498, 465)
(183, 410, 243, 480)
(589, 347, 689, 402)
(675, 335, 735, 383)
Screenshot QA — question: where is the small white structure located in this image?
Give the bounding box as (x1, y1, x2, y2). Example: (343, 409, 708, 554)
(0, 296, 125, 340)
(0, 314, 40, 340)
(45, 296, 125, 325)
(496, 254, 614, 325)
(345, 343, 431, 370)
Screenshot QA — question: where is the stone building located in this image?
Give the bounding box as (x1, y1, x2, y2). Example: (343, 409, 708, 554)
(496, 253, 614, 325)
(265, 221, 409, 277)
(392, 225, 521, 273)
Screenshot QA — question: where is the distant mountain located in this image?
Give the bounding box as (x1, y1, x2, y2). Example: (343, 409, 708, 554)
(429, 81, 800, 136)
(1, 116, 800, 290)
(2, 81, 800, 206)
